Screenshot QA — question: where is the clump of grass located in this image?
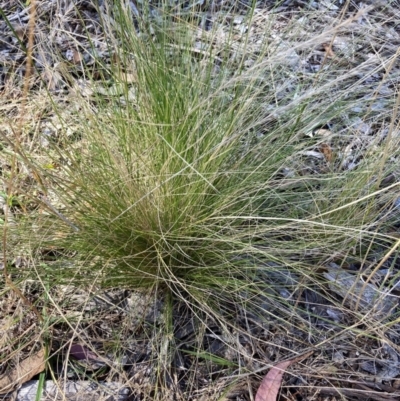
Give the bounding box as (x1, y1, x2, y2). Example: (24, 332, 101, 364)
(23, 1, 398, 319)
(4, 0, 400, 397)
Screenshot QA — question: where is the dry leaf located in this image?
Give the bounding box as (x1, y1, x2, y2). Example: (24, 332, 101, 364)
(0, 349, 45, 394)
(324, 266, 397, 315)
(70, 344, 99, 361)
(72, 49, 82, 64)
(255, 360, 292, 401)
(319, 143, 333, 162)
(255, 352, 313, 401)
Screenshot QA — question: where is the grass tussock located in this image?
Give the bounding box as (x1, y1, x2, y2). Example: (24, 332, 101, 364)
(2, 0, 400, 398)
(28, 5, 397, 289)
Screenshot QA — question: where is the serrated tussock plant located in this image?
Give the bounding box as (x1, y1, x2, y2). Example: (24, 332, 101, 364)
(19, 1, 400, 340)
